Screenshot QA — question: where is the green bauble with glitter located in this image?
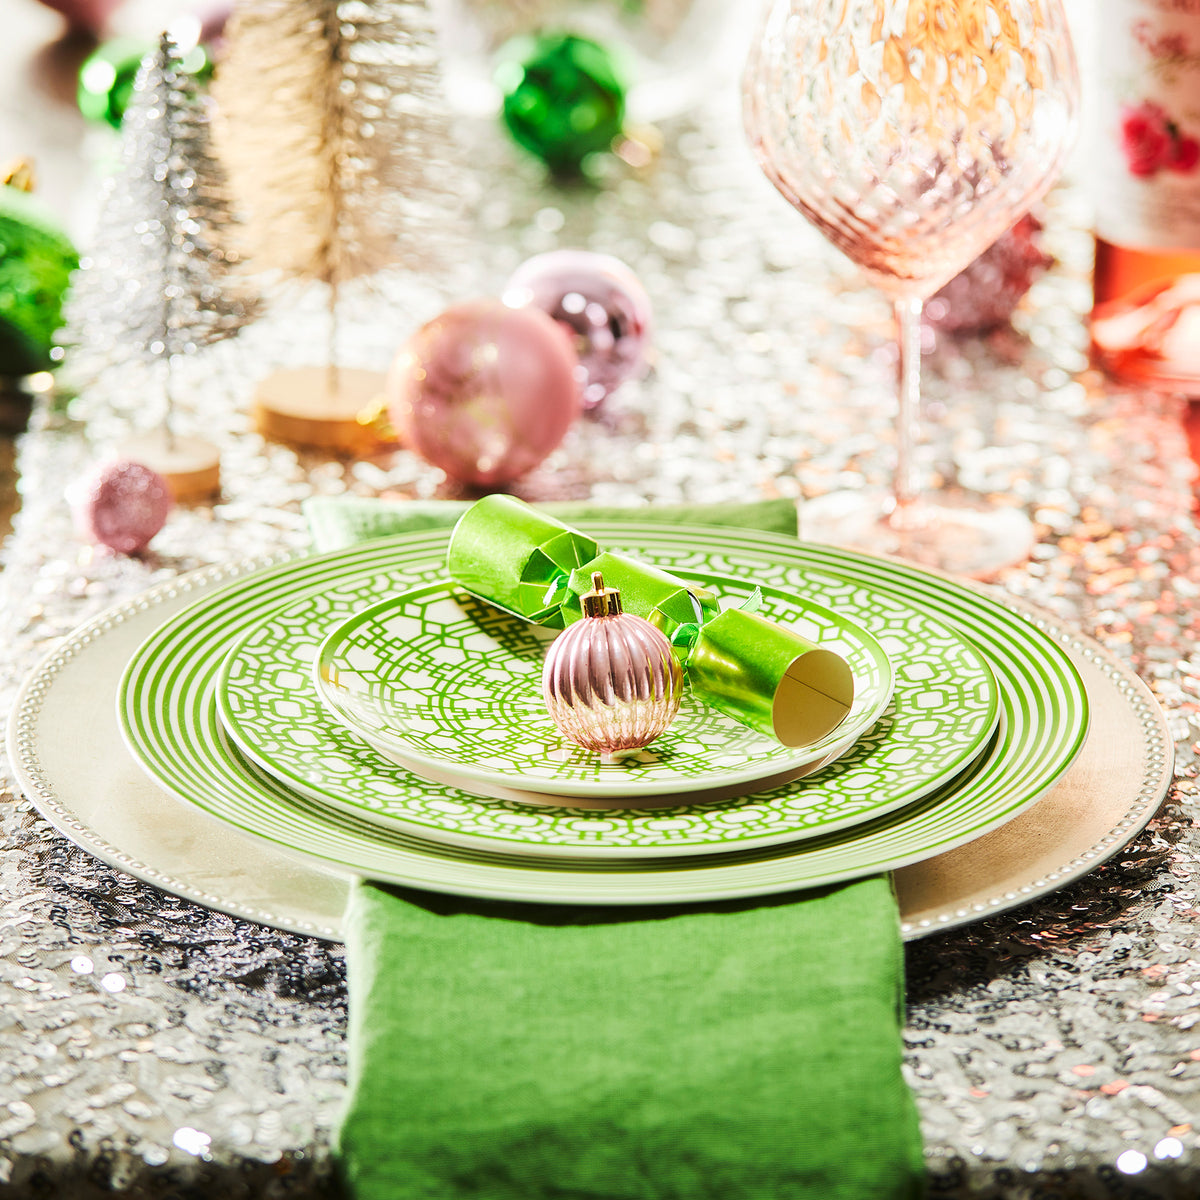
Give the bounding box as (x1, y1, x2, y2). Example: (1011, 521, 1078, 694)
(0, 185, 78, 377)
(78, 37, 212, 129)
(496, 32, 627, 174)
(78, 38, 152, 129)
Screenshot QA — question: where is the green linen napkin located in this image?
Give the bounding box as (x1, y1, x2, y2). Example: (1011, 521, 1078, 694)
(303, 495, 805, 554)
(317, 495, 925, 1200)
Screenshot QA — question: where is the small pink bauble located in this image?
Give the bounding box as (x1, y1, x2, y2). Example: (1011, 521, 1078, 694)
(69, 460, 172, 555)
(387, 298, 582, 487)
(503, 249, 652, 409)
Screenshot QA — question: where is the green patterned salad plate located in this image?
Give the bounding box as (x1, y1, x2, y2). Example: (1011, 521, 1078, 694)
(119, 524, 1089, 905)
(311, 577, 894, 800)
(217, 571, 997, 858)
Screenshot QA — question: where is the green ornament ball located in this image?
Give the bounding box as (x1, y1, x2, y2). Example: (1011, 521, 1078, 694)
(78, 37, 212, 129)
(496, 32, 627, 174)
(0, 186, 79, 377)
(77, 38, 152, 129)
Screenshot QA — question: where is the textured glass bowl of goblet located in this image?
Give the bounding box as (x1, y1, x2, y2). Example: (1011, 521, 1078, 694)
(744, 0, 1079, 577)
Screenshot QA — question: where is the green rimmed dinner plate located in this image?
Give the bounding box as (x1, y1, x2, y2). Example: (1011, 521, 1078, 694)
(118, 524, 1089, 904)
(217, 571, 997, 858)
(312, 579, 897, 799)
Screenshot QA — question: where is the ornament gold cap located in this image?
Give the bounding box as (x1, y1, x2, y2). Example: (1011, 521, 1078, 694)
(581, 570, 623, 618)
(2, 158, 36, 193)
(355, 392, 397, 443)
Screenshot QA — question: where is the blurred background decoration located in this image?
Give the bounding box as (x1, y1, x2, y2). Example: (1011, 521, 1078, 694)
(61, 32, 257, 499)
(430, 0, 743, 124)
(0, 0, 1171, 544)
(210, 0, 466, 451)
(0, 158, 77, 380)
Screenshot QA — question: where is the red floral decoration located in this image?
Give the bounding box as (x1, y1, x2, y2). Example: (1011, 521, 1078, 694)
(1120, 101, 1200, 177)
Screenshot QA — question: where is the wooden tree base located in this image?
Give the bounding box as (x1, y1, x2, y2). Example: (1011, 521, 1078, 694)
(253, 366, 394, 455)
(116, 430, 222, 504)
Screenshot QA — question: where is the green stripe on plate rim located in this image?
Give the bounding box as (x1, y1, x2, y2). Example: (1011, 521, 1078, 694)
(218, 566, 998, 856)
(118, 524, 1089, 904)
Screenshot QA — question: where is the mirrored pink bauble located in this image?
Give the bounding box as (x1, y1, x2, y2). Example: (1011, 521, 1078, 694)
(68, 460, 172, 555)
(387, 299, 583, 487)
(503, 249, 652, 409)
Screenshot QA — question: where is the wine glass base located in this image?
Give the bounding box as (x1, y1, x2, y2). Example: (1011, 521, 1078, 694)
(800, 491, 1035, 580)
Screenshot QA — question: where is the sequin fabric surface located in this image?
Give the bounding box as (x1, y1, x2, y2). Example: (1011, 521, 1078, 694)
(2, 81, 1199, 1200)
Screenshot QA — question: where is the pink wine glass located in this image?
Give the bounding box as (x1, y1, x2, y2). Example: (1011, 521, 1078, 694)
(744, 0, 1080, 577)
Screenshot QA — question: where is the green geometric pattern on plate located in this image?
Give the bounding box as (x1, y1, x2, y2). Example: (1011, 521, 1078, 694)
(313, 578, 902, 796)
(219, 568, 997, 857)
(120, 524, 1089, 905)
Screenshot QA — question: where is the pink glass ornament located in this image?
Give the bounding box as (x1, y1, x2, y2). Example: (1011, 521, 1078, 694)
(194, 0, 232, 47)
(503, 249, 652, 409)
(34, 0, 123, 34)
(542, 573, 683, 754)
(387, 298, 582, 487)
(68, 460, 172, 555)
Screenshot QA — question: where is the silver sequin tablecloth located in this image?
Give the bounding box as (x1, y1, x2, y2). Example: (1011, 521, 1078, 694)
(2, 87, 1199, 1200)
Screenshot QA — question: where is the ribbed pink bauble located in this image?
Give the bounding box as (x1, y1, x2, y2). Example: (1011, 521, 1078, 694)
(69, 460, 172, 555)
(542, 572, 682, 754)
(387, 299, 582, 487)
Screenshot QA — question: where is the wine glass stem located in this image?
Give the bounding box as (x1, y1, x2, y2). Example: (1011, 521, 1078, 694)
(891, 295, 924, 525)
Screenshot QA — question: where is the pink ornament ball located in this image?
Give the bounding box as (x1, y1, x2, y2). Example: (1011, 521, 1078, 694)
(69, 460, 172, 555)
(503, 249, 652, 409)
(194, 0, 233, 46)
(387, 298, 583, 487)
(34, 0, 124, 34)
